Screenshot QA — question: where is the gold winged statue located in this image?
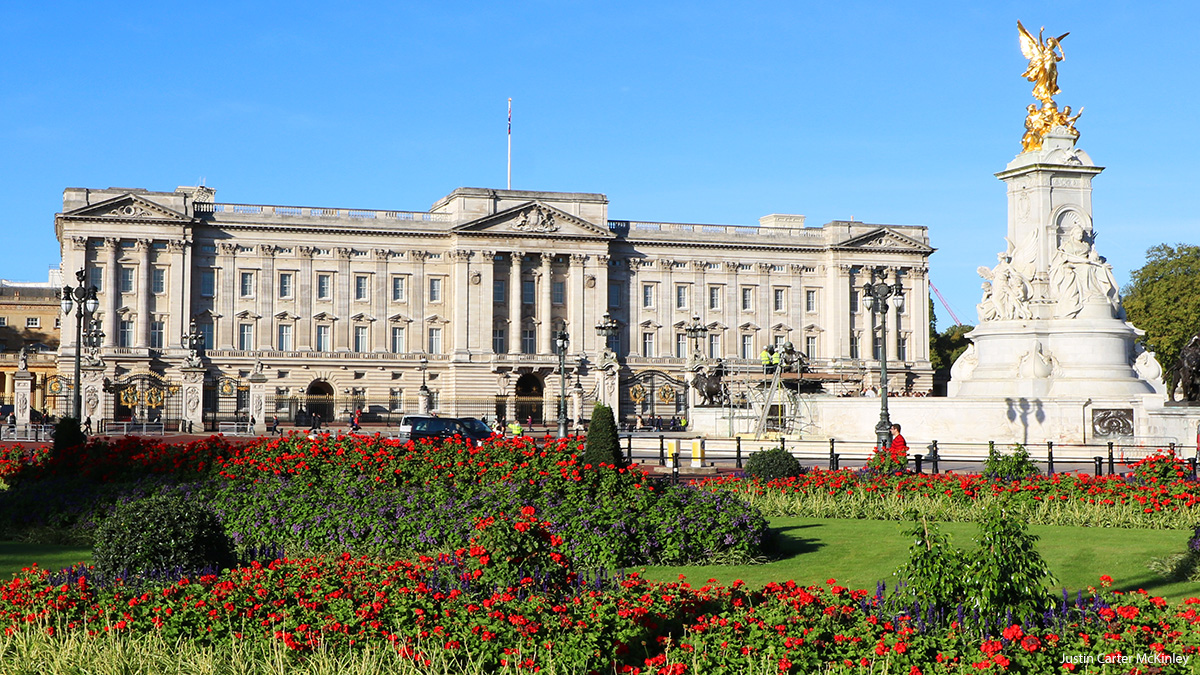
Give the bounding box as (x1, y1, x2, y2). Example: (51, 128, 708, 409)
(1017, 21, 1080, 152)
(1018, 21, 1068, 105)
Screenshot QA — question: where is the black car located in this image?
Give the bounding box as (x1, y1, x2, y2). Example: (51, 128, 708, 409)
(402, 415, 495, 445)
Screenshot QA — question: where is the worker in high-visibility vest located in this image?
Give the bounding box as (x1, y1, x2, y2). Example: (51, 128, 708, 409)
(771, 348, 782, 371)
(760, 345, 776, 374)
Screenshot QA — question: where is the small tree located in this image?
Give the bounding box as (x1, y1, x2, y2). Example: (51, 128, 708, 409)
(893, 514, 966, 608)
(53, 417, 87, 455)
(583, 402, 623, 467)
(965, 503, 1056, 616)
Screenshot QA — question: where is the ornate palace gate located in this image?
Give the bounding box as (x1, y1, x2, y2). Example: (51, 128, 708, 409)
(619, 369, 689, 429)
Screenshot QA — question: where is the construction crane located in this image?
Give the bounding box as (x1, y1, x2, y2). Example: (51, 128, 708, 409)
(929, 280, 966, 327)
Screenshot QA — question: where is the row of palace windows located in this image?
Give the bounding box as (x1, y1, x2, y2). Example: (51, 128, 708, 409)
(84, 267, 168, 295)
(197, 271, 416, 303)
(628, 333, 911, 361)
(630, 284, 833, 314)
(0, 316, 60, 329)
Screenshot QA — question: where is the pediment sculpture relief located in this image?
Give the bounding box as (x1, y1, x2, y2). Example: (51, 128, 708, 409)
(512, 205, 558, 233)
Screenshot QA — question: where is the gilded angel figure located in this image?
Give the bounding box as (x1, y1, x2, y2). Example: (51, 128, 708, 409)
(1018, 21, 1069, 104)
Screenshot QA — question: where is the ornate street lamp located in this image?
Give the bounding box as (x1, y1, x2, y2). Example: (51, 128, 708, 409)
(861, 268, 905, 450)
(685, 314, 708, 365)
(83, 318, 105, 363)
(60, 269, 99, 420)
(555, 330, 570, 438)
(594, 311, 620, 352)
(181, 319, 205, 367)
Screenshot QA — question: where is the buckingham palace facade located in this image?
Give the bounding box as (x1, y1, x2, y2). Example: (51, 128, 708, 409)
(53, 185, 933, 432)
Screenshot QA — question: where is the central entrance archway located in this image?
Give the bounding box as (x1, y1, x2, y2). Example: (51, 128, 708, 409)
(305, 380, 335, 425)
(514, 373, 544, 425)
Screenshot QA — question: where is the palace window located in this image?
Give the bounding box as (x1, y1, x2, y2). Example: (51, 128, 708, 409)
(316, 325, 331, 352)
(608, 283, 622, 308)
(774, 288, 786, 312)
(201, 270, 218, 298)
(675, 285, 689, 310)
(392, 276, 407, 302)
(641, 332, 655, 358)
(741, 287, 753, 311)
(492, 327, 507, 353)
(521, 327, 535, 354)
(118, 320, 134, 348)
(708, 334, 721, 359)
(152, 268, 166, 294)
(89, 267, 103, 292)
(709, 286, 721, 311)
(552, 281, 565, 305)
(197, 322, 213, 351)
(898, 336, 908, 361)
(25, 317, 39, 328)
(150, 321, 164, 349)
(390, 326, 405, 353)
(806, 289, 817, 312)
(427, 327, 443, 354)
(277, 324, 293, 351)
(240, 271, 254, 298)
(741, 334, 754, 359)
(850, 336, 860, 359)
(675, 333, 687, 358)
(642, 284, 655, 309)
(120, 267, 135, 293)
(353, 326, 368, 352)
(428, 277, 442, 303)
(355, 275, 369, 301)
(522, 280, 535, 305)
(493, 279, 505, 303)
(278, 273, 293, 298)
(238, 324, 254, 351)
(805, 335, 817, 358)
(317, 274, 332, 300)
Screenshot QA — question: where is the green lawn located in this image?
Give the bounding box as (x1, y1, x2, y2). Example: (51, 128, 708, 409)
(0, 541, 91, 579)
(5, 517, 1199, 604)
(640, 517, 1200, 603)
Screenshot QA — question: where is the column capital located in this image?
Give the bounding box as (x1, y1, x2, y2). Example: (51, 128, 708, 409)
(539, 252, 554, 266)
(69, 236, 89, 250)
(451, 249, 474, 261)
(134, 238, 153, 253)
(259, 244, 278, 257)
(218, 242, 238, 256)
(570, 253, 589, 265)
(166, 239, 189, 253)
(102, 237, 121, 251)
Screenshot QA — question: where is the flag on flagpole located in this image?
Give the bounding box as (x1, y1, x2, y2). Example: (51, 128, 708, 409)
(507, 98, 512, 136)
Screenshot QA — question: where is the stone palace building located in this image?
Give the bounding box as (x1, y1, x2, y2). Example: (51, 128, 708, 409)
(53, 185, 933, 432)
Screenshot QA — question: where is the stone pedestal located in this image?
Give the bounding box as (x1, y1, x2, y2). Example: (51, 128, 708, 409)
(80, 366, 106, 428)
(180, 367, 206, 434)
(13, 371, 33, 425)
(248, 372, 268, 436)
(418, 388, 430, 414)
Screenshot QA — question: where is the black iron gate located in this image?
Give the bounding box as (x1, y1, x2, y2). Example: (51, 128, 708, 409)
(203, 376, 247, 431)
(103, 373, 182, 428)
(619, 369, 689, 430)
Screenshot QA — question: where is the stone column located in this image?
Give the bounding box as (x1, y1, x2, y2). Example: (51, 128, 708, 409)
(570, 382, 583, 429)
(335, 248, 352, 350)
(13, 371, 32, 426)
(757, 262, 772, 345)
(452, 249, 472, 360)
(480, 251, 496, 354)
(538, 253, 553, 354)
(32, 373, 44, 414)
(80, 366, 106, 430)
(508, 252, 523, 354)
(168, 240, 189, 347)
(373, 249, 392, 352)
(568, 254, 586, 350)
(297, 246, 314, 348)
(103, 238, 119, 347)
(259, 245, 277, 349)
(592, 255, 610, 356)
(137, 239, 152, 347)
(3, 370, 13, 400)
(505, 393, 516, 425)
(411, 250, 427, 353)
(724, 260, 740, 358)
(180, 367, 206, 434)
(418, 386, 431, 414)
(218, 242, 239, 349)
(248, 370, 267, 436)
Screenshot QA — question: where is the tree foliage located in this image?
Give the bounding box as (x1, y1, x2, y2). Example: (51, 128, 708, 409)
(930, 323, 974, 372)
(1122, 244, 1200, 372)
(583, 402, 623, 467)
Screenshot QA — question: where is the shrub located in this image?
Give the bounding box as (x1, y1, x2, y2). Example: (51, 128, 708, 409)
(583, 402, 622, 467)
(893, 514, 965, 607)
(53, 417, 86, 455)
(964, 503, 1056, 616)
(982, 443, 1040, 480)
(743, 444, 804, 481)
(92, 493, 234, 579)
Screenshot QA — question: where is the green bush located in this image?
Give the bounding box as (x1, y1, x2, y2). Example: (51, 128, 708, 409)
(893, 514, 966, 607)
(981, 443, 1040, 480)
(93, 493, 234, 579)
(964, 503, 1056, 616)
(583, 402, 623, 467)
(743, 444, 804, 481)
(53, 417, 87, 455)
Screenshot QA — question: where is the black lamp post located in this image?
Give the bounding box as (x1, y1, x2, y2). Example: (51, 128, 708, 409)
(555, 330, 570, 438)
(594, 311, 619, 352)
(685, 314, 708, 364)
(861, 268, 905, 450)
(60, 269, 99, 420)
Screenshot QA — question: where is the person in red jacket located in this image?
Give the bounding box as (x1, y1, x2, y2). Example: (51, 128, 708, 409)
(889, 423, 908, 455)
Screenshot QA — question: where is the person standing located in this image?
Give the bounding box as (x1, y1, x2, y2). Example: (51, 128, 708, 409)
(270, 415, 280, 436)
(889, 423, 908, 455)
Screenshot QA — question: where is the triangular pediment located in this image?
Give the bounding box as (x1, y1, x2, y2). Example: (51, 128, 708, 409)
(274, 311, 300, 321)
(639, 319, 661, 329)
(771, 322, 792, 332)
(739, 322, 760, 331)
(387, 313, 412, 324)
(835, 227, 934, 253)
(235, 310, 261, 320)
(313, 311, 337, 322)
(64, 194, 190, 222)
(803, 323, 824, 333)
(453, 201, 614, 239)
(350, 313, 375, 322)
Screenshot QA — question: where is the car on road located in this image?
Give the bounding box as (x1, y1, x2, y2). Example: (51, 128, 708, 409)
(397, 415, 496, 445)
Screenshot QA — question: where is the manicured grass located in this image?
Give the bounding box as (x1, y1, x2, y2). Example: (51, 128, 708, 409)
(0, 542, 91, 579)
(640, 517, 1200, 603)
(5, 518, 1199, 604)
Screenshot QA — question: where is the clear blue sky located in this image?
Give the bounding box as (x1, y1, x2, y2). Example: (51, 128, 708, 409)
(2, 1, 1196, 329)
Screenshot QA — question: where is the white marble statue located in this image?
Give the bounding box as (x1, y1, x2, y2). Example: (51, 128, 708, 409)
(1049, 225, 1121, 318)
(977, 252, 1033, 321)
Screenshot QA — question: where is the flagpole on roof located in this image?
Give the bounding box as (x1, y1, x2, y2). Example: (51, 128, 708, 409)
(507, 98, 512, 190)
